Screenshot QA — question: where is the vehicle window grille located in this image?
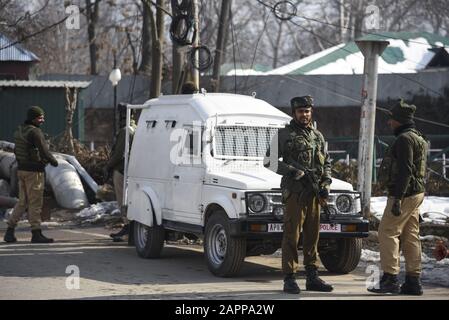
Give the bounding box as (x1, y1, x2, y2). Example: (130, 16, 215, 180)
(214, 126, 278, 159)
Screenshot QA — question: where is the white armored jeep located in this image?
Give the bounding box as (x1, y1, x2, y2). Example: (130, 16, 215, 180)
(124, 93, 369, 277)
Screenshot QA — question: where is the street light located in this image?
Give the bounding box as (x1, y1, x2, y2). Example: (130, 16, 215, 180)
(109, 67, 122, 138)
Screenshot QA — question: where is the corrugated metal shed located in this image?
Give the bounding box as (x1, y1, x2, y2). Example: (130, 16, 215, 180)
(0, 80, 90, 142)
(0, 80, 91, 88)
(0, 34, 40, 62)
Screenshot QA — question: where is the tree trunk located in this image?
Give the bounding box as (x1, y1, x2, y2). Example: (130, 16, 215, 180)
(62, 87, 77, 155)
(212, 0, 232, 92)
(86, 0, 100, 75)
(171, 1, 183, 93)
(139, 0, 152, 74)
(272, 20, 284, 69)
(149, 0, 165, 98)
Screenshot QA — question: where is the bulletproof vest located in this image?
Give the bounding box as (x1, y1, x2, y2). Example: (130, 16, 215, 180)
(378, 128, 427, 190)
(284, 124, 326, 175)
(13, 124, 42, 165)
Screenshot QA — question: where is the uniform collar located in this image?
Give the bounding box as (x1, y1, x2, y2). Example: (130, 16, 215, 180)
(394, 123, 415, 136)
(290, 119, 312, 132)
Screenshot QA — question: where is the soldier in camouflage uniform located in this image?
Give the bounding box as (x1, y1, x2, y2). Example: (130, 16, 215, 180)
(4, 106, 59, 244)
(369, 99, 427, 296)
(265, 96, 333, 294)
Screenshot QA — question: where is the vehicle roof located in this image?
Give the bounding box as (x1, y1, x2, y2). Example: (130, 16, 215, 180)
(146, 93, 291, 121)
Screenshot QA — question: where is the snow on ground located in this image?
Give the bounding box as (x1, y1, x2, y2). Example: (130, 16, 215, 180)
(360, 249, 449, 287)
(76, 201, 119, 224)
(371, 196, 449, 224)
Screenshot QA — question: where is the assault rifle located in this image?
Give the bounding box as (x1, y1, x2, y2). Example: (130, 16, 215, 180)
(287, 158, 331, 219)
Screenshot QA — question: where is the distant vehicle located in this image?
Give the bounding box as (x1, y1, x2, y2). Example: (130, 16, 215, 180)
(124, 93, 369, 277)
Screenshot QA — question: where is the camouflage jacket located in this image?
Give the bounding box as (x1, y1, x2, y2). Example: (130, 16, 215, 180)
(378, 125, 427, 198)
(265, 120, 332, 194)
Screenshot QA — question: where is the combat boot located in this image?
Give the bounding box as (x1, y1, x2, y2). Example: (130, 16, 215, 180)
(4, 227, 17, 243)
(110, 224, 129, 239)
(283, 274, 301, 294)
(305, 266, 334, 292)
(31, 229, 54, 243)
(368, 272, 400, 294)
(400, 275, 423, 296)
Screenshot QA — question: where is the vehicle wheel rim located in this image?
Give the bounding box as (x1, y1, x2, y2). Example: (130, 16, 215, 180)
(208, 224, 227, 266)
(136, 223, 148, 249)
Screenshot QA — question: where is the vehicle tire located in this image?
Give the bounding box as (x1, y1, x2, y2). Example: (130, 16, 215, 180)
(204, 211, 246, 277)
(127, 221, 135, 247)
(319, 238, 362, 274)
(134, 221, 165, 258)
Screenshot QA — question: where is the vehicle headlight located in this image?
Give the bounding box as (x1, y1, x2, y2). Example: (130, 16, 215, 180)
(336, 195, 352, 213)
(248, 194, 266, 213)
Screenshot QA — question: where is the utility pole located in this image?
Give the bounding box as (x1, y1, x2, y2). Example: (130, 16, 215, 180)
(356, 40, 389, 219)
(212, 0, 232, 92)
(339, 0, 344, 42)
(192, 0, 200, 89)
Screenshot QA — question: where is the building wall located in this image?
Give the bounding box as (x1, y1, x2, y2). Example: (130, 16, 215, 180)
(0, 62, 30, 80)
(0, 87, 84, 142)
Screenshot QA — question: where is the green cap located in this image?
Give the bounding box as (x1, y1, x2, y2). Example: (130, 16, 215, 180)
(389, 99, 416, 124)
(27, 106, 45, 121)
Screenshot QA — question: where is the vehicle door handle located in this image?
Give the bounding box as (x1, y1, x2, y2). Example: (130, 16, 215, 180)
(174, 175, 180, 179)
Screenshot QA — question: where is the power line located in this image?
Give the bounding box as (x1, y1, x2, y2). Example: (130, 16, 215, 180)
(256, 0, 449, 50)
(0, 1, 104, 52)
(243, 10, 271, 92)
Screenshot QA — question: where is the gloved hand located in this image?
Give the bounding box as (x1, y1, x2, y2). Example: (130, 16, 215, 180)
(391, 198, 402, 216)
(318, 188, 329, 199)
(294, 169, 305, 180)
(50, 159, 58, 167)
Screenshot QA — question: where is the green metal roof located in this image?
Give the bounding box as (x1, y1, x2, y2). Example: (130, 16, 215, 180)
(268, 32, 449, 75)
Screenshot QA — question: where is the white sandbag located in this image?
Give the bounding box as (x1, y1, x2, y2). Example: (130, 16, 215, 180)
(0, 150, 15, 179)
(0, 179, 10, 196)
(59, 154, 99, 194)
(45, 155, 89, 209)
(0, 151, 18, 196)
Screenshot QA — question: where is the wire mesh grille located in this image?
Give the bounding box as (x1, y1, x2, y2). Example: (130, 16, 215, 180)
(214, 126, 278, 159)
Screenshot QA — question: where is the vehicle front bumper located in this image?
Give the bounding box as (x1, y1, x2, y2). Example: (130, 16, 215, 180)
(229, 217, 369, 238)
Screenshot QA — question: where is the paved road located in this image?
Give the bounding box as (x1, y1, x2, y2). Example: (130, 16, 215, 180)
(0, 226, 448, 300)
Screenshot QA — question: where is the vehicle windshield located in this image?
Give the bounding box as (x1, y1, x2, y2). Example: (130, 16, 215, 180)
(213, 125, 278, 160)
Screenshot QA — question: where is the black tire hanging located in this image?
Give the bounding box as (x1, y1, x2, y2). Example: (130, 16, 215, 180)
(190, 45, 213, 71)
(170, 14, 195, 46)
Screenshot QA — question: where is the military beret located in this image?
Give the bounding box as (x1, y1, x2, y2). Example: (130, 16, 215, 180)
(389, 98, 416, 124)
(290, 95, 314, 109)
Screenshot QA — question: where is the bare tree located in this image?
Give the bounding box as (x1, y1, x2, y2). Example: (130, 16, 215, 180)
(85, 0, 101, 75)
(139, 0, 152, 74)
(212, 0, 232, 92)
(141, 0, 165, 98)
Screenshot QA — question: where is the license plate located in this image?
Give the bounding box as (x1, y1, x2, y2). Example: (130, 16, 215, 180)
(320, 223, 341, 233)
(268, 223, 283, 232)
